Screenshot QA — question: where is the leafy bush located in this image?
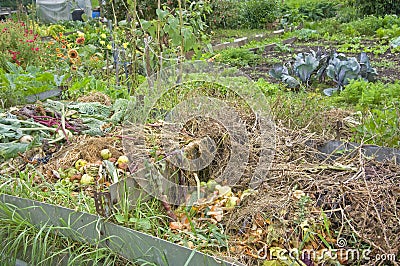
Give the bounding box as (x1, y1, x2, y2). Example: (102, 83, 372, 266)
(0, 63, 62, 107)
(340, 14, 400, 36)
(314, 14, 400, 37)
(304, 18, 342, 36)
(353, 0, 400, 17)
(280, 0, 340, 28)
(239, 0, 281, 29)
(356, 108, 399, 147)
(209, 0, 281, 29)
(336, 4, 360, 23)
(208, 0, 241, 29)
(376, 24, 400, 39)
(296, 28, 319, 41)
(298, 1, 338, 21)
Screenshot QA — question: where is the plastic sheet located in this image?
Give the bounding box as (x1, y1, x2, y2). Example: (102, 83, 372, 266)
(36, 0, 92, 23)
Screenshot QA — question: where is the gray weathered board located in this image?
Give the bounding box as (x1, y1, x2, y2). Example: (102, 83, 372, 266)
(0, 194, 242, 266)
(25, 88, 63, 103)
(305, 140, 400, 163)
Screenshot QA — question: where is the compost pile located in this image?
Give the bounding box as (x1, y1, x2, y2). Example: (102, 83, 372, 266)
(0, 93, 399, 266)
(225, 125, 400, 265)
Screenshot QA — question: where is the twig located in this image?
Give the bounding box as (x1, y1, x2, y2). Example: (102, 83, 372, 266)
(340, 208, 386, 254)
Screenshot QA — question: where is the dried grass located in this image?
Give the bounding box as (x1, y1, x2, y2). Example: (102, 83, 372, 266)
(226, 124, 400, 265)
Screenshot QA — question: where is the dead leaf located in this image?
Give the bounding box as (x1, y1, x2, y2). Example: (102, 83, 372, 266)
(169, 221, 183, 230)
(293, 190, 306, 200)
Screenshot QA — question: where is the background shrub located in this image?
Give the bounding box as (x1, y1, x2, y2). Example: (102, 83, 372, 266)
(0, 0, 30, 8)
(208, 0, 241, 29)
(297, 1, 338, 21)
(239, 0, 281, 29)
(352, 0, 400, 17)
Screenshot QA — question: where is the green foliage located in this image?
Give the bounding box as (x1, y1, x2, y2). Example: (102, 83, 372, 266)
(141, 8, 204, 53)
(0, 0, 30, 8)
(335, 79, 400, 108)
(306, 14, 400, 38)
(341, 14, 400, 36)
(208, 0, 241, 29)
(215, 48, 263, 67)
(353, 0, 400, 17)
(280, 0, 341, 28)
(355, 108, 399, 147)
(0, 193, 131, 265)
(239, 0, 281, 29)
(376, 24, 400, 39)
(208, 0, 282, 29)
(336, 4, 360, 23)
(333, 80, 400, 147)
(264, 88, 337, 134)
(0, 63, 63, 107)
(297, 1, 338, 21)
(296, 28, 319, 41)
(104, 0, 211, 26)
(102, 0, 128, 22)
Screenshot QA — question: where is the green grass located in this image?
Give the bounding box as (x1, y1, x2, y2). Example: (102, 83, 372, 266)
(0, 201, 133, 265)
(264, 86, 348, 135)
(0, 168, 96, 213)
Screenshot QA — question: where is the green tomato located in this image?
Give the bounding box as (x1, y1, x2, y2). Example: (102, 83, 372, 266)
(100, 149, 112, 160)
(80, 174, 94, 185)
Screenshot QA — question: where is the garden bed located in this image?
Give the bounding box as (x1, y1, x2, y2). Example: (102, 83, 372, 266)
(239, 39, 400, 84)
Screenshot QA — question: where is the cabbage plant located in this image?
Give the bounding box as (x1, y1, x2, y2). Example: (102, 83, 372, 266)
(323, 52, 377, 96)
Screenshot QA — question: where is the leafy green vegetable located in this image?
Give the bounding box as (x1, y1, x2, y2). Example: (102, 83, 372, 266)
(324, 52, 377, 96)
(269, 65, 300, 88)
(0, 118, 23, 142)
(324, 53, 360, 96)
(270, 49, 327, 88)
(0, 143, 29, 161)
(359, 52, 378, 82)
(110, 98, 129, 124)
(293, 50, 320, 85)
